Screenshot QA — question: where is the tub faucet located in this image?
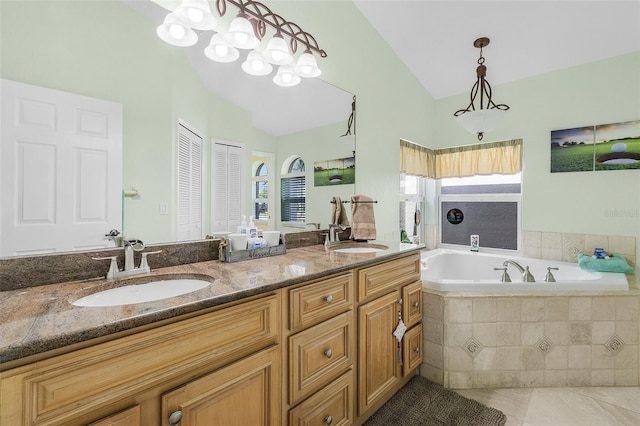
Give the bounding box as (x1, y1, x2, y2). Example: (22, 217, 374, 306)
(503, 260, 536, 282)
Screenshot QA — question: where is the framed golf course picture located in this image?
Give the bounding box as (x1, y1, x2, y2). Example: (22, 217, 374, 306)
(313, 156, 355, 186)
(551, 120, 640, 172)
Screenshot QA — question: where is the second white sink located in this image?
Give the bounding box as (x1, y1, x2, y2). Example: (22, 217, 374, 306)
(72, 279, 211, 307)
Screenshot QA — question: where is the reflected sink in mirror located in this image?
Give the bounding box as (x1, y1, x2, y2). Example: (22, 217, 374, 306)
(331, 243, 389, 254)
(72, 277, 212, 307)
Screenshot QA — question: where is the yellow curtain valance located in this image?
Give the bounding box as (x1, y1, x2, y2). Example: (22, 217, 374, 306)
(400, 139, 522, 179)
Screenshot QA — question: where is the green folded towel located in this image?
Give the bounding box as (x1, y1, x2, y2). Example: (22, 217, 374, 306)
(577, 253, 633, 273)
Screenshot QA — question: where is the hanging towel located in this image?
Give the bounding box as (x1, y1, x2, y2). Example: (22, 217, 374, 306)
(350, 194, 376, 241)
(331, 196, 350, 226)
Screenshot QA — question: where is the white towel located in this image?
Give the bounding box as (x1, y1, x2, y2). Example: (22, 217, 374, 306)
(350, 194, 376, 240)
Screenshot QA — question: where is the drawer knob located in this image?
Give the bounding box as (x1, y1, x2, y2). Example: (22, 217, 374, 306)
(324, 415, 333, 425)
(414, 346, 420, 354)
(323, 294, 333, 304)
(413, 301, 419, 308)
(324, 348, 333, 358)
(169, 410, 183, 426)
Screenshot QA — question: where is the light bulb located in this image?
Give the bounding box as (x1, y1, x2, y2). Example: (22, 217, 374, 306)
(215, 44, 229, 57)
(251, 60, 264, 72)
(282, 72, 293, 83)
(271, 50, 284, 62)
(300, 65, 312, 75)
(169, 24, 186, 40)
(187, 7, 203, 23)
(234, 32, 249, 46)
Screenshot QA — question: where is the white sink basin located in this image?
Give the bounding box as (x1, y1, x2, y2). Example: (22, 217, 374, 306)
(72, 279, 211, 307)
(333, 247, 386, 254)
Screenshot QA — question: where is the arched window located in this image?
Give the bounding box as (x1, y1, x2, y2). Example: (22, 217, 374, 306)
(281, 156, 306, 223)
(253, 162, 269, 221)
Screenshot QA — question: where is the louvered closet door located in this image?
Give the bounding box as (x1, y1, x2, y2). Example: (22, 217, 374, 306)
(177, 123, 202, 241)
(211, 141, 243, 232)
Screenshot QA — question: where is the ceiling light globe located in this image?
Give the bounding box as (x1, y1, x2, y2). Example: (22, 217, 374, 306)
(264, 35, 293, 65)
(156, 13, 198, 47)
(273, 65, 301, 87)
(241, 50, 273, 76)
(204, 33, 240, 63)
(294, 51, 321, 78)
(174, 0, 217, 30)
(187, 8, 203, 23)
(225, 15, 259, 49)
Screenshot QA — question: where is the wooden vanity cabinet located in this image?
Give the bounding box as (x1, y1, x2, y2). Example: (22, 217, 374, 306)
(283, 272, 356, 426)
(356, 254, 422, 421)
(0, 293, 280, 426)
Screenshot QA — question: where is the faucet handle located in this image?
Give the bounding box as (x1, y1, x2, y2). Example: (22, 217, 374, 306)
(493, 267, 512, 283)
(139, 250, 162, 270)
(93, 256, 119, 279)
(545, 267, 559, 283)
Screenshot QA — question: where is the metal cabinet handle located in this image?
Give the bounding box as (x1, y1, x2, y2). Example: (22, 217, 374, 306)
(412, 301, 419, 308)
(323, 294, 333, 304)
(324, 415, 333, 425)
(414, 346, 420, 354)
(169, 410, 182, 426)
(324, 348, 332, 358)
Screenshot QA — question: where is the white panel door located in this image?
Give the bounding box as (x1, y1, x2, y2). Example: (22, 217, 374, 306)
(211, 141, 243, 232)
(0, 79, 123, 256)
(176, 122, 203, 242)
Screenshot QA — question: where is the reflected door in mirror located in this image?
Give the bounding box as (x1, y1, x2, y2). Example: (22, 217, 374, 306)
(212, 141, 244, 232)
(0, 79, 123, 256)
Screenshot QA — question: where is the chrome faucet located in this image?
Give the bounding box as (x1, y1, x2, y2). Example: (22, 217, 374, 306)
(503, 259, 536, 282)
(93, 238, 162, 279)
(323, 224, 346, 247)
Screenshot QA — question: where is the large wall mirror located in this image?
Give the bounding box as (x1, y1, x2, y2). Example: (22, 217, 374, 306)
(0, 0, 355, 257)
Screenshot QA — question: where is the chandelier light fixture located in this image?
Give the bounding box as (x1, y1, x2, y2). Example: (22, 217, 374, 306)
(454, 37, 510, 140)
(156, 0, 326, 87)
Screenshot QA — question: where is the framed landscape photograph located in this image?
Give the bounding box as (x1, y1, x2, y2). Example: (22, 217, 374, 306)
(594, 120, 640, 171)
(550, 125, 595, 172)
(313, 156, 355, 186)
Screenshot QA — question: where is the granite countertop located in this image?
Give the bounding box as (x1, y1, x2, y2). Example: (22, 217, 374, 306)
(0, 242, 423, 368)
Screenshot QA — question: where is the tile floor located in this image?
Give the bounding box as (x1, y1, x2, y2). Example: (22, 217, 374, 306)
(455, 386, 640, 426)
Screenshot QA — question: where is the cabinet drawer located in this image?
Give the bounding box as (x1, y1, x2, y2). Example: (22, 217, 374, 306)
(402, 280, 422, 328)
(18, 295, 279, 426)
(289, 311, 354, 404)
(357, 254, 420, 301)
(403, 325, 423, 376)
(288, 370, 354, 426)
(87, 405, 141, 426)
(289, 273, 353, 332)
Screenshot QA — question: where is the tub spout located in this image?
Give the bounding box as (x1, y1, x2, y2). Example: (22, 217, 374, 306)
(503, 260, 535, 282)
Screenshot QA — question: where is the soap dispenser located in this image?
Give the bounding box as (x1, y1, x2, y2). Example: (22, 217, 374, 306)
(237, 215, 247, 234)
(248, 216, 257, 238)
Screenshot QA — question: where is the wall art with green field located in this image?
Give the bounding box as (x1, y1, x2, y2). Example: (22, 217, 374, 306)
(313, 156, 355, 186)
(550, 120, 640, 173)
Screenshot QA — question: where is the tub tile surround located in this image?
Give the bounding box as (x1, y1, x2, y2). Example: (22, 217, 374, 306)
(422, 291, 640, 389)
(421, 232, 638, 389)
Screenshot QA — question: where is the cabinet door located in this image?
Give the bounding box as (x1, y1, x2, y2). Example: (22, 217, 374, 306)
(88, 406, 141, 426)
(357, 291, 401, 416)
(161, 346, 281, 426)
(403, 325, 423, 376)
(288, 370, 354, 426)
(402, 280, 422, 328)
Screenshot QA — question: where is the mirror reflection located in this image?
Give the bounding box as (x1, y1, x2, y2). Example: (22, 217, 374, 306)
(0, 0, 354, 257)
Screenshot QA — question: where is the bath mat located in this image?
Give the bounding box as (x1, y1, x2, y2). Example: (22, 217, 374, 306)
(364, 376, 507, 426)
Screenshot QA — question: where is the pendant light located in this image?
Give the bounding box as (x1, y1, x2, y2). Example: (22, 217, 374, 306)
(294, 49, 322, 78)
(453, 37, 510, 141)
